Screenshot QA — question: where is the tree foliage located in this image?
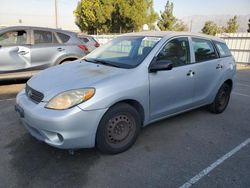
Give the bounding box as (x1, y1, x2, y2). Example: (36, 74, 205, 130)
(74, 0, 158, 34)
(157, 0, 188, 31)
(201, 21, 220, 36)
(157, 1, 176, 30)
(202, 16, 239, 35)
(223, 16, 239, 33)
(248, 19, 250, 33)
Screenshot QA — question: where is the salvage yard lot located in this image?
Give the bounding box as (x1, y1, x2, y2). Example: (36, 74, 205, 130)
(0, 68, 250, 188)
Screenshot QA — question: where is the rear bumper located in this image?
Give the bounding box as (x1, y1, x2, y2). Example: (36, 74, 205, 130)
(16, 90, 107, 149)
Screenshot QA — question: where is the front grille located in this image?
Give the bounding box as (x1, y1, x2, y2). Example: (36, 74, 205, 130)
(25, 84, 44, 104)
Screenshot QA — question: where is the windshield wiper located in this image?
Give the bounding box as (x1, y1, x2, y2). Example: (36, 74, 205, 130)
(84, 58, 121, 68)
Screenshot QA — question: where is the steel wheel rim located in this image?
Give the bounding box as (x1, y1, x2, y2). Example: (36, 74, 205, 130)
(218, 87, 229, 108)
(106, 114, 136, 148)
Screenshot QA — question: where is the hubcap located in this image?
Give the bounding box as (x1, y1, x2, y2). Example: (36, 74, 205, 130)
(218, 91, 226, 106)
(106, 114, 135, 145)
(218, 87, 229, 109)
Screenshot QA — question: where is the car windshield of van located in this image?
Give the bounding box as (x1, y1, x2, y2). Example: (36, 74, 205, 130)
(84, 36, 161, 68)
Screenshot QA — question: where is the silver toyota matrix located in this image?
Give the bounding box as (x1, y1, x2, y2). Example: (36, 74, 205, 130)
(15, 32, 236, 154)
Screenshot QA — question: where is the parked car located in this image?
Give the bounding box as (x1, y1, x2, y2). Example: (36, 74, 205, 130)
(0, 26, 88, 81)
(78, 34, 100, 52)
(15, 31, 236, 154)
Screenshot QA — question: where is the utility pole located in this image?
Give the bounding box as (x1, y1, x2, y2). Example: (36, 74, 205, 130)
(190, 20, 193, 32)
(54, 0, 58, 28)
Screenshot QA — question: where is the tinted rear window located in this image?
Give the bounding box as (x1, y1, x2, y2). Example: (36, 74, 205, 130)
(214, 42, 231, 57)
(192, 38, 217, 62)
(34, 30, 53, 44)
(79, 37, 89, 43)
(57, 32, 70, 43)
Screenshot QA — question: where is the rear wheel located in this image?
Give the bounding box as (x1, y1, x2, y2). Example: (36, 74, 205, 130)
(96, 103, 141, 154)
(208, 83, 231, 114)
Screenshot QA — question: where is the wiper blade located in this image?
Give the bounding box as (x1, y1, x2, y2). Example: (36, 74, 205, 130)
(84, 58, 120, 68)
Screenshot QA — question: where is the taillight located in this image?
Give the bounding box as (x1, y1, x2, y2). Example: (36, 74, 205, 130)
(78, 45, 89, 53)
(95, 42, 100, 48)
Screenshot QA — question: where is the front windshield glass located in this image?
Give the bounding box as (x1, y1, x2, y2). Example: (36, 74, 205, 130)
(84, 36, 162, 68)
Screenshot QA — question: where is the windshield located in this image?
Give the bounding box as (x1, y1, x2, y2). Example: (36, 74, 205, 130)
(84, 36, 161, 68)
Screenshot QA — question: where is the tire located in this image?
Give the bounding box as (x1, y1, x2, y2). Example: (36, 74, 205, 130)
(96, 103, 141, 154)
(60, 60, 72, 64)
(208, 83, 231, 114)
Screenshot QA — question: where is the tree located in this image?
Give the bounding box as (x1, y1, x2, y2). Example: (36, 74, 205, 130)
(201, 21, 220, 36)
(248, 19, 250, 33)
(157, 0, 176, 31)
(173, 20, 189, 31)
(157, 0, 188, 31)
(223, 16, 239, 33)
(74, 0, 158, 34)
(74, 0, 114, 34)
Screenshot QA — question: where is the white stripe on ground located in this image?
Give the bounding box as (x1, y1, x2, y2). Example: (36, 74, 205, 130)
(180, 137, 250, 188)
(232, 92, 250, 98)
(0, 98, 15, 102)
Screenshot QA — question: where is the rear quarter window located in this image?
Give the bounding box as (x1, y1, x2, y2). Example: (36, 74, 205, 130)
(192, 38, 217, 62)
(214, 41, 231, 57)
(79, 37, 89, 43)
(57, 32, 70, 43)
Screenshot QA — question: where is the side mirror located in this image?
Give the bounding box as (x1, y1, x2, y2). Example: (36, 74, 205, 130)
(148, 58, 173, 73)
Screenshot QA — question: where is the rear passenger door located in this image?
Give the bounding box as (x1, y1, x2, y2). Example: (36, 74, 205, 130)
(191, 37, 222, 106)
(30, 30, 63, 69)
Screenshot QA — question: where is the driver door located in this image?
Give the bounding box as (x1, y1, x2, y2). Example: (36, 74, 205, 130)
(0, 29, 31, 72)
(149, 37, 195, 120)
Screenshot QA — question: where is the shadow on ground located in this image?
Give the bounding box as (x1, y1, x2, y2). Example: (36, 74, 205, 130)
(6, 134, 101, 187)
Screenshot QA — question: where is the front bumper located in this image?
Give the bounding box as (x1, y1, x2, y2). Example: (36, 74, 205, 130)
(16, 90, 107, 149)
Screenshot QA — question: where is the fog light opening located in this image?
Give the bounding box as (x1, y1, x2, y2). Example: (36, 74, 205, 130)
(57, 133, 64, 142)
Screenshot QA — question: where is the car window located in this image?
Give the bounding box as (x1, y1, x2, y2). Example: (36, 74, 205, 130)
(192, 38, 217, 62)
(106, 40, 133, 58)
(85, 36, 161, 68)
(57, 32, 70, 43)
(138, 38, 158, 55)
(0, 30, 27, 46)
(157, 37, 190, 67)
(34, 30, 53, 44)
(214, 41, 231, 57)
(79, 37, 89, 43)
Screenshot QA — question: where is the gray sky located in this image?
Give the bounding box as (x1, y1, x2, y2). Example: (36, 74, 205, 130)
(0, 0, 249, 30)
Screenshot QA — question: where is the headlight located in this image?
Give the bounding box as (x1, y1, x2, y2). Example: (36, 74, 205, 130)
(45, 88, 95, 110)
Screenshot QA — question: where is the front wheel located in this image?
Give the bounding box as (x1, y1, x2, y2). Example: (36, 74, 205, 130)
(208, 83, 231, 114)
(96, 103, 141, 154)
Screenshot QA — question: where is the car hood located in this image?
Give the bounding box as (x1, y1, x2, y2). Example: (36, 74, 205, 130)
(27, 60, 128, 101)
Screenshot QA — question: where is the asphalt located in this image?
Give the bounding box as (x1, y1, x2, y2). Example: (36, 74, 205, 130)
(0, 69, 249, 188)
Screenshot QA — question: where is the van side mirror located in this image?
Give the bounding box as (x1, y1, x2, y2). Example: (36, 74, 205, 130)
(148, 58, 173, 73)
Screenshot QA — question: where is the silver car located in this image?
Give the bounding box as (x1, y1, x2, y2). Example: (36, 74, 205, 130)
(78, 34, 100, 52)
(15, 32, 236, 154)
(0, 26, 87, 81)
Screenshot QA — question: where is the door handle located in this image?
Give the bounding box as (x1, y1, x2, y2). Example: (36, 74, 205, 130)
(216, 64, 223, 69)
(57, 48, 65, 52)
(18, 51, 29, 55)
(187, 70, 195, 76)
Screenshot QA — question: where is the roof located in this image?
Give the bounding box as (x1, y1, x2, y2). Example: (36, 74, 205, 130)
(0, 26, 75, 35)
(122, 31, 225, 43)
